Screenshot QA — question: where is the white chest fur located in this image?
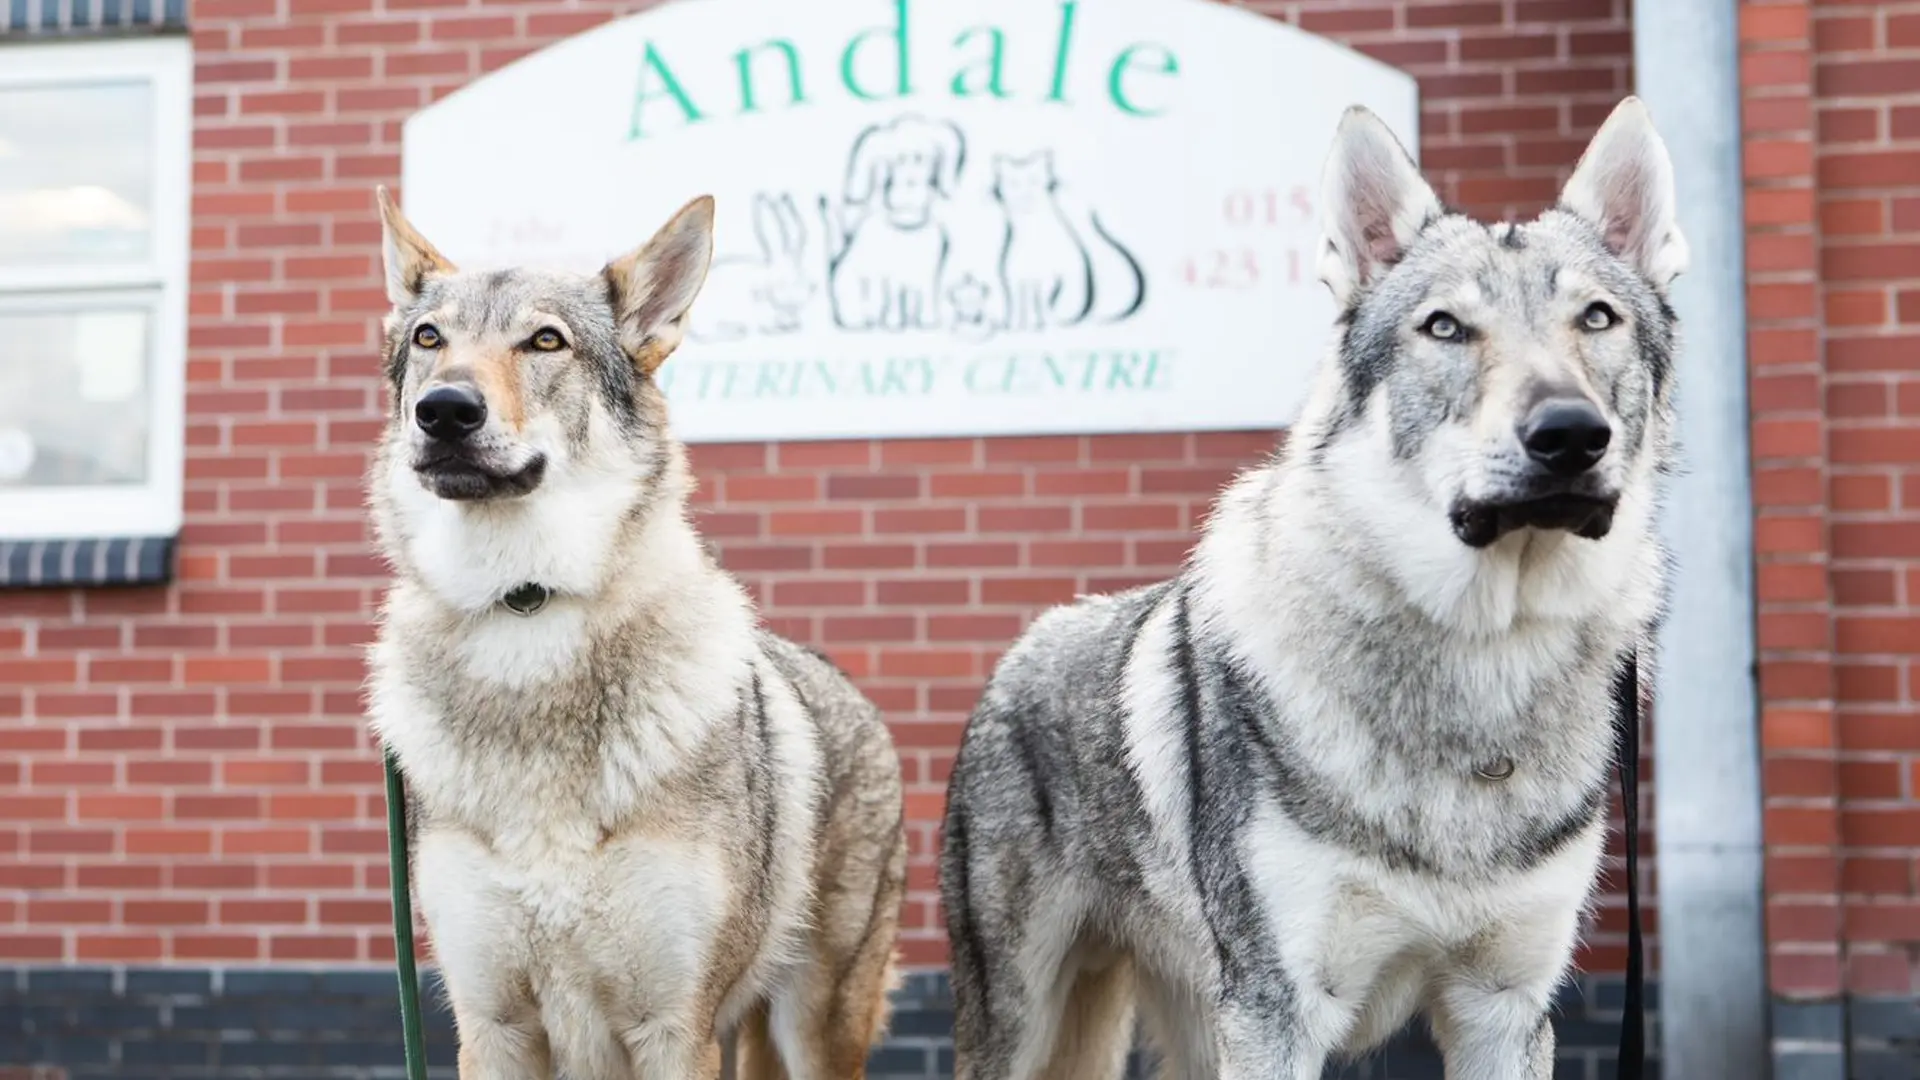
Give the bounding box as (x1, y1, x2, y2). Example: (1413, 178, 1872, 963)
(416, 826, 729, 1076)
(1242, 800, 1605, 1058)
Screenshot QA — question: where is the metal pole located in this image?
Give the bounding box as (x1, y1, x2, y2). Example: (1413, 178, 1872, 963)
(1635, 1, 1771, 1076)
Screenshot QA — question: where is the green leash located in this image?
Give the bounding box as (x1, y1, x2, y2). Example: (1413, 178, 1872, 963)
(384, 748, 431, 1080)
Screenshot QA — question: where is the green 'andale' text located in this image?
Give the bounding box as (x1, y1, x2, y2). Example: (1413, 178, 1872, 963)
(629, 0, 1181, 139)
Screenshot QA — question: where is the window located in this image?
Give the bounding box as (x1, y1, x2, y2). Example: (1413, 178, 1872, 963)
(0, 35, 191, 585)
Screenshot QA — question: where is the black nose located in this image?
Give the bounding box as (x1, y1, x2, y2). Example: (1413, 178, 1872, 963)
(414, 385, 487, 442)
(1519, 397, 1611, 476)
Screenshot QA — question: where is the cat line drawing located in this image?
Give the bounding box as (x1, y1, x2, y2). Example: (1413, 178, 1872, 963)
(990, 150, 1146, 334)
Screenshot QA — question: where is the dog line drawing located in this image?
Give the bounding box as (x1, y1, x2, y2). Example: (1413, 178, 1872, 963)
(819, 114, 965, 333)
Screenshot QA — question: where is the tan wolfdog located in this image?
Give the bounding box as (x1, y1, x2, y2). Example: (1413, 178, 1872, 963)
(364, 189, 906, 1080)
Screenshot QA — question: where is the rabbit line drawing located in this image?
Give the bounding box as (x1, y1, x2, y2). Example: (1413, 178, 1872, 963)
(688, 193, 819, 342)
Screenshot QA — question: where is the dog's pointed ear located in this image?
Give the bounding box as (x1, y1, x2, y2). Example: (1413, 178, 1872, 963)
(1317, 106, 1441, 307)
(602, 195, 715, 376)
(1558, 96, 1688, 288)
(376, 185, 456, 306)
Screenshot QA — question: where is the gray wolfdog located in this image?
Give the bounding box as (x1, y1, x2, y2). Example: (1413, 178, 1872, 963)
(939, 97, 1685, 1080)
(363, 191, 906, 1080)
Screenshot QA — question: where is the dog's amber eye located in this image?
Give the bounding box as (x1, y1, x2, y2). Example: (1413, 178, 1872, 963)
(529, 328, 567, 352)
(1582, 302, 1619, 331)
(1421, 312, 1465, 343)
(411, 324, 442, 349)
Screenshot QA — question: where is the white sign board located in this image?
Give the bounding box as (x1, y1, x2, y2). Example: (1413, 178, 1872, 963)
(402, 0, 1419, 443)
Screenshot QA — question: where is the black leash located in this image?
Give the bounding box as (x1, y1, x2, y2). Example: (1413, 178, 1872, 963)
(383, 749, 430, 1080)
(1613, 655, 1645, 1078)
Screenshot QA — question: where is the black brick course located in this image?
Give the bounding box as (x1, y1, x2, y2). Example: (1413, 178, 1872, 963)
(0, 966, 1654, 1079)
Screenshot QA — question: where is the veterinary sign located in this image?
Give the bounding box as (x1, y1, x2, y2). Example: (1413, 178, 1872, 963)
(401, 0, 1419, 442)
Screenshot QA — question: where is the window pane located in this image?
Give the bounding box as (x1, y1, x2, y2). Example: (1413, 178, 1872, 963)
(0, 80, 153, 266)
(0, 307, 150, 488)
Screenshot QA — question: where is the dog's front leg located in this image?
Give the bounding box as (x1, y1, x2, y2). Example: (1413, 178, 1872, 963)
(1429, 985, 1557, 1080)
(453, 1017, 553, 1080)
(417, 832, 553, 1078)
(620, 1018, 723, 1080)
(1428, 833, 1593, 1080)
(1214, 992, 1326, 1080)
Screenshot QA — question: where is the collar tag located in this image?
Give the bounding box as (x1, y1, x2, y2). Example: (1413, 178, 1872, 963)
(501, 583, 551, 616)
(1474, 757, 1516, 783)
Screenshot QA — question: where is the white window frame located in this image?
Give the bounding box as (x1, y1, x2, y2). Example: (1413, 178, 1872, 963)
(0, 35, 192, 543)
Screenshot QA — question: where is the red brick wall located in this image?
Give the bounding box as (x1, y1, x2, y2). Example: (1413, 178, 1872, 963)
(1751, 0, 1920, 1004)
(0, 0, 1649, 972)
(1745, 0, 1839, 1001)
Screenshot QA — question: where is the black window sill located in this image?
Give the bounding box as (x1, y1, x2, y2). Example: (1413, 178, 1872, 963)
(2, 0, 187, 36)
(0, 534, 175, 589)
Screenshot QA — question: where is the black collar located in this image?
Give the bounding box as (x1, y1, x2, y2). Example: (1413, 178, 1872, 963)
(499, 583, 551, 616)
